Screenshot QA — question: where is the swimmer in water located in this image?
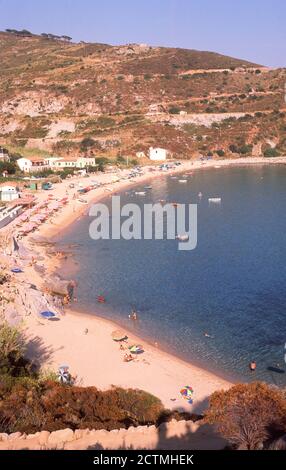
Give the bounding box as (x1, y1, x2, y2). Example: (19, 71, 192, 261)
(130, 309, 138, 321)
(249, 361, 257, 372)
(204, 332, 214, 339)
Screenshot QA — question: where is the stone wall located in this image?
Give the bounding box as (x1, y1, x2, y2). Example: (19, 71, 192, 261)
(0, 420, 226, 450)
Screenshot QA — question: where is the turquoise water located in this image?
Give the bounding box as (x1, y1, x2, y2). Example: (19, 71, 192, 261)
(56, 166, 286, 385)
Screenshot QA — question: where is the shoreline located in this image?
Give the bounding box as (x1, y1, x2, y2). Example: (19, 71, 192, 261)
(2, 156, 286, 412)
(32, 155, 286, 239)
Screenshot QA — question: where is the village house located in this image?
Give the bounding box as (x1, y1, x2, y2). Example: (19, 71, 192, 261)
(149, 147, 169, 161)
(0, 182, 20, 202)
(17, 156, 50, 173)
(49, 156, 97, 170)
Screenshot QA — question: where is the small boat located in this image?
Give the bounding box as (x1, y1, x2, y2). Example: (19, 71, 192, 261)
(97, 295, 106, 304)
(135, 191, 146, 196)
(198, 192, 203, 199)
(209, 198, 222, 204)
(179, 179, 187, 184)
(77, 198, 88, 204)
(176, 234, 189, 242)
(267, 366, 285, 374)
(144, 186, 152, 190)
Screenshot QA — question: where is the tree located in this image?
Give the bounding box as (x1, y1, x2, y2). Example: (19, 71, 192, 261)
(204, 382, 286, 450)
(0, 161, 17, 175)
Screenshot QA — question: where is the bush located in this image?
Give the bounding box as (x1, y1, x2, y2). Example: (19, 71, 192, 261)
(229, 144, 238, 153)
(216, 149, 225, 157)
(169, 106, 180, 115)
(264, 147, 280, 158)
(0, 323, 32, 380)
(35, 169, 54, 178)
(0, 161, 17, 175)
(80, 137, 96, 151)
(0, 381, 164, 434)
(204, 382, 286, 450)
(116, 156, 127, 165)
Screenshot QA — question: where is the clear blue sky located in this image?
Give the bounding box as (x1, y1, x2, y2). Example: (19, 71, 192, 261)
(0, 0, 285, 67)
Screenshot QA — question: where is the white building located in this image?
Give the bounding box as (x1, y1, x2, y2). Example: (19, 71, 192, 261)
(0, 182, 20, 202)
(149, 147, 169, 161)
(50, 156, 96, 170)
(17, 157, 50, 173)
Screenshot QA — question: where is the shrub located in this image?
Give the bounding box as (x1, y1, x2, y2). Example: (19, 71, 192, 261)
(239, 144, 253, 155)
(264, 147, 280, 158)
(95, 157, 108, 172)
(96, 116, 115, 128)
(35, 169, 54, 178)
(116, 155, 127, 165)
(0, 323, 32, 380)
(0, 381, 164, 434)
(204, 382, 286, 450)
(169, 106, 181, 115)
(0, 161, 17, 175)
(229, 144, 238, 153)
(80, 137, 96, 151)
(216, 149, 225, 157)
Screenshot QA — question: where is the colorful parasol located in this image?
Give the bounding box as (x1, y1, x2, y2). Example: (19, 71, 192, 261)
(180, 386, 194, 404)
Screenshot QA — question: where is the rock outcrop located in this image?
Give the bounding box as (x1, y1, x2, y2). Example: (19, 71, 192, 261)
(0, 421, 226, 450)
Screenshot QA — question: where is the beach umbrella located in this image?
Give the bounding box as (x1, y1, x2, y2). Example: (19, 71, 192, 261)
(11, 267, 23, 274)
(40, 311, 56, 319)
(112, 330, 128, 342)
(180, 386, 194, 404)
(129, 345, 144, 354)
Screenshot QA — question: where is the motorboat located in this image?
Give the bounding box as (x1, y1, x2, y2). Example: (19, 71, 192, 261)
(176, 234, 189, 241)
(208, 197, 222, 204)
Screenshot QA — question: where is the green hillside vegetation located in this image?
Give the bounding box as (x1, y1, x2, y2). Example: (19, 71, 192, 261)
(0, 31, 285, 160)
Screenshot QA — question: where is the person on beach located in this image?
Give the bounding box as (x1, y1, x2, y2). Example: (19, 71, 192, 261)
(124, 353, 134, 363)
(249, 361, 257, 372)
(129, 309, 138, 321)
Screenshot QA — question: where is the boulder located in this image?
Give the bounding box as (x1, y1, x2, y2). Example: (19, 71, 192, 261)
(48, 428, 74, 446)
(8, 432, 22, 440)
(38, 431, 50, 446)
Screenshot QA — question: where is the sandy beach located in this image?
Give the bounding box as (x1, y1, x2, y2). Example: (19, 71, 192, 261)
(2, 156, 286, 413)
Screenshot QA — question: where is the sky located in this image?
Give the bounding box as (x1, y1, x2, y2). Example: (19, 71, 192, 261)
(0, 0, 285, 67)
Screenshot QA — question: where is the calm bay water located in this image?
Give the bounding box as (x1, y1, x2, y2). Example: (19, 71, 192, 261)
(56, 166, 286, 385)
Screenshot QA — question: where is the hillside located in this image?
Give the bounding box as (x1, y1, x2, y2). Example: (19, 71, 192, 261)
(0, 31, 285, 160)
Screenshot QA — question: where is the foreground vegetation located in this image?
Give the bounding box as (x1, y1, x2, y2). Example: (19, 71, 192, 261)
(0, 322, 285, 448)
(0, 323, 184, 434)
(204, 382, 286, 450)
